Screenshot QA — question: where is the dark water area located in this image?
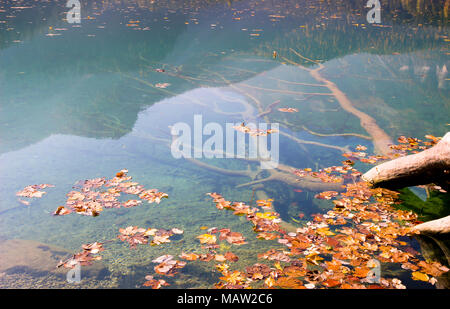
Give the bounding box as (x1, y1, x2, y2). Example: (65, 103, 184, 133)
(0, 0, 448, 289)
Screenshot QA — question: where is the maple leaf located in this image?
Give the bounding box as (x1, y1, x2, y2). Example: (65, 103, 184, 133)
(278, 107, 298, 113)
(197, 234, 217, 245)
(143, 276, 169, 289)
(53, 206, 72, 216)
(179, 252, 199, 261)
(411, 271, 429, 282)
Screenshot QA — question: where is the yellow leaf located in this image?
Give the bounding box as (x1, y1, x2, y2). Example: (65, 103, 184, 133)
(197, 234, 217, 245)
(256, 212, 278, 220)
(274, 261, 283, 271)
(316, 228, 335, 236)
(412, 271, 429, 282)
(264, 276, 275, 288)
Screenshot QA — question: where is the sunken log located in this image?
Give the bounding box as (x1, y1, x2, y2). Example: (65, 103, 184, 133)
(361, 132, 450, 191)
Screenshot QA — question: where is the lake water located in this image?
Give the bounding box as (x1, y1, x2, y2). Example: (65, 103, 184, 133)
(0, 0, 448, 288)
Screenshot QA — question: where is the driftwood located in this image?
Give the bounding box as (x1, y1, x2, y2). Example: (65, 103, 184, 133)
(362, 132, 450, 235)
(412, 216, 450, 235)
(362, 132, 450, 190)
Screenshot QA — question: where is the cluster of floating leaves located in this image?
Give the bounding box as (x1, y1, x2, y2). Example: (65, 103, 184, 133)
(118, 226, 183, 249)
(207, 193, 284, 240)
(16, 184, 55, 205)
(206, 185, 449, 289)
(233, 122, 278, 137)
(392, 135, 441, 155)
(17, 135, 448, 289)
(293, 135, 443, 190)
(152, 255, 186, 277)
(57, 225, 183, 272)
(340, 135, 441, 166)
(293, 164, 359, 184)
(57, 242, 104, 269)
(53, 169, 168, 217)
(197, 227, 247, 247)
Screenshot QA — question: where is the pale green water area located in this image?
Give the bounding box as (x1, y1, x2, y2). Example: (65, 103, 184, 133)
(0, 0, 449, 288)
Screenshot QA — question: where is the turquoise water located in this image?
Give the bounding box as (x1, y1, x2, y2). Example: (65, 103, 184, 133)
(0, 0, 448, 288)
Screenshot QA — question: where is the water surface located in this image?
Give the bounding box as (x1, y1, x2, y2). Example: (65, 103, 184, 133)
(0, 0, 448, 288)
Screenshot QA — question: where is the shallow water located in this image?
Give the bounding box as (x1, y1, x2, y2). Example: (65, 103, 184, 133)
(0, 0, 448, 288)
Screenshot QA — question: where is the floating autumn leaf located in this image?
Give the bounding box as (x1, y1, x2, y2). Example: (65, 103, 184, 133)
(199, 253, 215, 262)
(355, 145, 367, 151)
(219, 270, 246, 286)
(224, 252, 239, 262)
(315, 191, 339, 200)
(411, 271, 429, 282)
(264, 276, 275, 288)
(79, 177, 106, 189)
(215, 254, 227, 262)
(274, 276, 304, 289)
(16, 184, 54, 198)
(417, 261, 449, 277)
(138, 189, 168, 204)
(278, 107, 298, 113)
(179, 252, 199, 261)
(151, 235, 171, 245)
(219, 230, 247, 245)
(245, 263, 272, 280)
(352, 267, 371, 278)
(59, 251, 102, 268)
(258, 249, 291, 262)
(256, 199, 273, 209)
(118, 226, 149, 248)
(232, 123, 278, 136)
(232, 123, 252, 134)
(152, 255, 174, 264)
(58, 242, 103, 269)
(53, 206, 72, 216)
(153, 256, 186, 277)
(155, 82, 170, 88)
(171, 227, 184, 235)
(123, 199, 142, 208)
(257, 232, 279, 240)
(197, 233, 217, 245)
(81, 242, 104, 254)
(143, 275, 169, 289)
(316, 227, 335, 237)
(256, 212, 278, 220)
(342, 159, 355, 166)
(282, 265, 306, 277)
(397, 136, 408, 143)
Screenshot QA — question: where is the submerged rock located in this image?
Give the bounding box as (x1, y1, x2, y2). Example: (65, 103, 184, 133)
(0, 239, 109, 281)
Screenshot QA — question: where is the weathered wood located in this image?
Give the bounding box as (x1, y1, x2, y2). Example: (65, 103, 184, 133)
(412, 215, 450, 235)
(362, 132, 450, 235)
(362, 132, 450, 190)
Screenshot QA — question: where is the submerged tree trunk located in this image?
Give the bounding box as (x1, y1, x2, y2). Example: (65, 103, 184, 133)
(362, 132, 450, 235)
